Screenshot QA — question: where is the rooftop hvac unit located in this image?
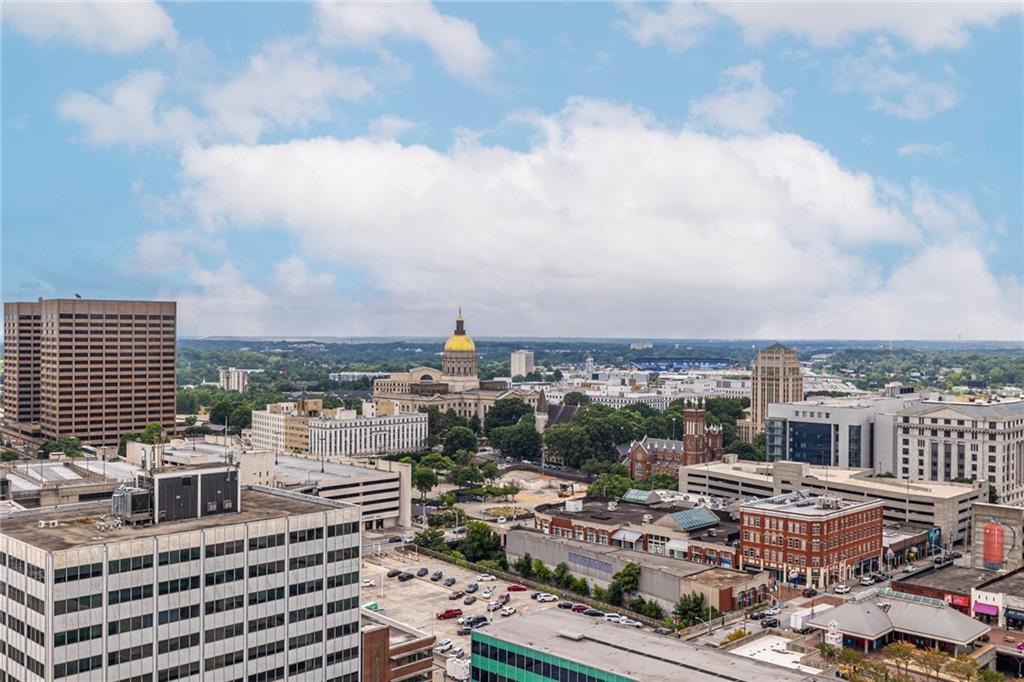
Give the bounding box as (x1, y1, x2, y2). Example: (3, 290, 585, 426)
(642, 514, 653, 524)
(607, 501, 618, 511)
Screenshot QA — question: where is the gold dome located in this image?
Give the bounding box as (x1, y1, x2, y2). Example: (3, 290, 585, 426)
(444, 313, 476, 352)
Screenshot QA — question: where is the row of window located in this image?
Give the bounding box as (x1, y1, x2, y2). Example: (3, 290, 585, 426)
(54, 654, 102, 679)
(56, 561, 104, 582)
(108, 643, 151, 667)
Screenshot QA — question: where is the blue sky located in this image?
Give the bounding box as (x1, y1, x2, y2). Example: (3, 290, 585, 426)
(3, 2, 1022, 340)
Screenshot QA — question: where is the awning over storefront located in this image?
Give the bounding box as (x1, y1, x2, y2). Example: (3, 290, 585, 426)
(973, 603, 999, 616)
(611, 529, 642, 544)
(666, 539, 690, 553)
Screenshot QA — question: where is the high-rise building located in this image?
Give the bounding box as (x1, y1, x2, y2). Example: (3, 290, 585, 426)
(736, 343, 803, 443)
(0, 466, 362, 682)
(218, 367, 258, 393)
(2, 298, 176, 446)
(250, 400, 324, 454)
(510, 350, 534, 378)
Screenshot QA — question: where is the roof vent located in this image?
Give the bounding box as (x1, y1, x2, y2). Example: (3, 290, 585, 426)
(557, 630, 584, 641)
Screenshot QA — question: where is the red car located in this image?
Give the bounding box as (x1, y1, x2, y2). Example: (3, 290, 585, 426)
(571, 603, 588, 613)
(437, 608, 463, 620)
(506, 584, 527, 592)
(448, 591, 465, 600)
(498, 593, 511, 605)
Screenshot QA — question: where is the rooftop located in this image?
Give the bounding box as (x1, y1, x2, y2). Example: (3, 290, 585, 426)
(0, 487, 347, 552)
(900, 399, 1024, 419)
(892, 565, 997, 594)
(535, 497, 678, 527)
(977, 567, 1024, 596)
(741, 491, 881, 517)
(273, 455, 397, 484)
(475, 609, 826, 682)
(361, 610, 434, 648)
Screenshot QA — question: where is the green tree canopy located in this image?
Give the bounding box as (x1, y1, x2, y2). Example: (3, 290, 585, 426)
(562, 391, 591, 406)
(139, 422, 168, 444)
(456, 521, 504, 564)
(484, 398, 533, 434)
(443, 426, 477, 456)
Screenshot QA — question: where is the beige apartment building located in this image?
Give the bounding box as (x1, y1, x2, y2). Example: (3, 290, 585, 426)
(2, 298, 176, 446)
(737, 343, 803, 442)
(249, 399, 324, 454)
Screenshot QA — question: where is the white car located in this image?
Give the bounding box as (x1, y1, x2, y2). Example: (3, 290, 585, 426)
(477, 574, 497, 582)
(434, 639, 453, 653)
(497, 517, 507, 524)
(448, 648, 464, 659)
(500, 606, 517, 617)
(360, 579, 375, 588)
(619, 618, 643, 628)
(537, 594, 558, 603)
(487, 601, 502, 612)
(482, 588, 494, 599)
(764, 607, 781, 616)
(859, 577, 875, 586)
(603, 613, 623, 622)
(834, 584, 851, 594)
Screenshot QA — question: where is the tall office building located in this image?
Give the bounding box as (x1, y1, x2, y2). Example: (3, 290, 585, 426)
(510, 350, 534, 378)
(2, 299, 176, 446)
(737, 343, 803, 443)
(0, 466, 362, 682)
(218, 368, 255, 393)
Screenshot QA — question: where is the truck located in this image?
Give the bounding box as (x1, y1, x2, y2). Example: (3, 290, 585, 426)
(789, 603, 834, 633)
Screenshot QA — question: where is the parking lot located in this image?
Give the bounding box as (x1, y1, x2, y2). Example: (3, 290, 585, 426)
(360, 549, 564, 660)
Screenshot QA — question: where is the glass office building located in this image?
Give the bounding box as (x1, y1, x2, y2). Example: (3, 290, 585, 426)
(472, 633, 634, 682)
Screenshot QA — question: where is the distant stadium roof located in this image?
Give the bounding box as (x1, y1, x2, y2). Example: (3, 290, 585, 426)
(631, 357, 734, 371)
(670, 507, 720, 532)
(621, 489, 659, 505)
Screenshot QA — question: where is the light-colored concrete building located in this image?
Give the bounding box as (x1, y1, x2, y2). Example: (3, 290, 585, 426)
(876, 397, 1024, 506)
(679, 456, 984, 545)
(970, 502, 1024, 572)
(308, 411, 428, 458)
(125, 437, 277, 487)
(510, 350, 535, 379)
(217, 367, 260, 393)
(765, 391, 921, 469)
(250, 399, 325, 454)
(737, 343, 803, 443)
(0, 471, 362, 682)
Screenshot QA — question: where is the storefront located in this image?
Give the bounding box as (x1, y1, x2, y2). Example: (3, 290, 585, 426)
(1006, 608, 1024, 631)
(973, 602, 1000, 625)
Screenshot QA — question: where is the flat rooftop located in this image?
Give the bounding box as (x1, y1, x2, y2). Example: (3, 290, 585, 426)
(535, 498, 680, 526)
(361, 610, 433, 648)
(1, 487, 344, 552)
(977, 568, 1024, 597)
(274, 455, 396, 484)
(742, 491, 879, 517)
(894, 565, 1003, 594)
(684, 461, 980, 500)
(475, 609, 826, 682)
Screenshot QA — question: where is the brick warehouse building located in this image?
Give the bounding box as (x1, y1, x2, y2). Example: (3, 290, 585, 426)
(627, 410, 724, 480)
(739, 491, 884, 589)
(2, 298, 176, 447)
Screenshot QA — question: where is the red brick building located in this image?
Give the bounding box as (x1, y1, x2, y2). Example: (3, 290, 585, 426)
(739, 491, 883, 590)
(361, 611, 435, 682)
(627, 410, 724, 480)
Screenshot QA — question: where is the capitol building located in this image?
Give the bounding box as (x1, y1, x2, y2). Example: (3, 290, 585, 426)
(373, 313, 548, 427)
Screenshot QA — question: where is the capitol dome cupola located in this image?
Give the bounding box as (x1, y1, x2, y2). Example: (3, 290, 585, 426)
(442, 310, 478, 378)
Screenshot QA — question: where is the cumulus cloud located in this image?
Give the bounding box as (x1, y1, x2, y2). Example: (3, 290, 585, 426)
(316, 1, 494, 83)
(897, 142, 954, 157)
(367, 114, 419, 141)
(4, 0, 176, 52)
(689, 61, 784, 134)
(617, 2, 1021, 52)
(161, 97, 1019, 339)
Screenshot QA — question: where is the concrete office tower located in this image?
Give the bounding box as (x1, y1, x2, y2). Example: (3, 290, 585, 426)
(737, 343, 803, 443)
(2, 299, 176, 446)
(218, 368, 255, 393)
(0, 466, 362, 682)
(510, 350, 534, 378)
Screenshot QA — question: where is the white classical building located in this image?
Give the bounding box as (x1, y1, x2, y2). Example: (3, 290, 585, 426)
(308, 411, 428, 458)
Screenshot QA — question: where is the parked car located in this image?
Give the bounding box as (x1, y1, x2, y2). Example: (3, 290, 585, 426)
(434, 639, 453, 652)
(449, 648, 464, 659)
(760, 617, 780, 628)
(653, 627, 673, 635)
(764, 607, 780, 616)
(603, 613, 623, 622)
(463, 595, 477, 606)
(472, 620, 489, 630)
(477, 574, 497, 582)
(834, 584, 851, 594)
(437, 609, 463, 620)
(497, 517, 507, 524)
(950, 552, 963, 559)
(388, 536, 403, 543)
(859, 576, 875, 586)
(482, 588, 494, 599)
(571, 603, 588, 613)
(453, 526, 467, 535)
(457, 626, 472, 636)
(750, 610, 766, 620)
(506, 584, 527, 592)
(487, 601, 502, 612)
(467, 615, 488, 625)
(465, 583, 479, 593)
(802, 588, 818, 598)
(619, 618, 643, 628)
(498, 593, 511, 605)
(443, 577, 457, 587)
(398, 572, 414, 582)
(361, 579, 375, 588)
(416, 567, 429, 577)
(583, 609, 604, 617)
(557, 601, 574, 609)
(538, 594, 558, 603)
(449, 591, 464, 600)
(531, 592, 543, 600)
(500, 606, 517, 617)
(386, 569, 401, 578)
(431, 571, 443, 582)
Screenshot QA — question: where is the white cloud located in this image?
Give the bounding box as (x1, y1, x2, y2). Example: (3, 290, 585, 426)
(367, 114, 419, 141)
(4, 0, 176, 52)
(316, 1, 494, 83)
(897, 142, 954, 157)
(617, 2, 715, 51)
(617, 2, 1021, 53)
(165, 97, 1019, 339)
(689, 60, 784, 134)
(836, 42, 960, 120)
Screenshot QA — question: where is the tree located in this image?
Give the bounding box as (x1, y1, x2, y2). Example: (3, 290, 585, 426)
(672, 592, 718, 627)
(484, 398, 533, 434)
(553, 562, 572, 588)
(563, 391, 591, 406)
(532, 559, 552, 582)
(883, 641, 917, 677)
(139, 422, 168, 445)
(450, 464, 483, 489)
(817, 643, 841, 667)
(412, 528, 448, 552)
(837, 648, 865, 677)
(456, 521, 504, 564)
(976, 669, 1004, 682)
(443, 426, 477, 456)
(645, 472, 677, 490)
(440, 492, 456, 509)
(612, 562, 641, 594)
(514, 553, 535, 578)
(544, 423, 591, 469)
(724, 629, 750, 643)
(413, 466, 438, 505)
(1, 450, 19, 462)
(44, 437, 82, 457)
(945, 656, 978, 682)
(588, 473, 633, 498)
(491, 419, 541, 461)
(468, 414, 482, 434)
(420, 452, 454, 473)
(915, 648, 948, 681)
(480, 461, 500, 485)
(988, 484, 999, 504)
(570, 576, 590, 596)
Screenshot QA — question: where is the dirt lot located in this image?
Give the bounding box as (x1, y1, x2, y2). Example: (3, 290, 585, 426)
(361, 548, 564, 659)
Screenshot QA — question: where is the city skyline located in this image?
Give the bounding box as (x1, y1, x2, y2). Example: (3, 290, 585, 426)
(4, 2, 1022, 341)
